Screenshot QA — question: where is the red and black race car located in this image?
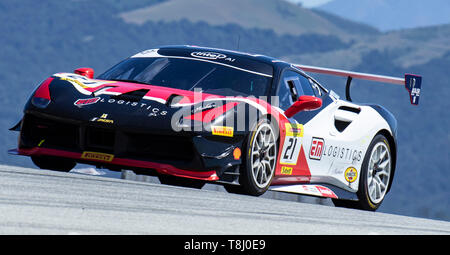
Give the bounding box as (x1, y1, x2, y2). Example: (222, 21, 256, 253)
(9, 46, 421, 210)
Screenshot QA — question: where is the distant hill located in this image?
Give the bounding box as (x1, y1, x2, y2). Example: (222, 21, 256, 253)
(119, 0, 375, 36)
(318, 0, 450, 31)
(0, 0, 448, 221)
(286, 23, 450, 69)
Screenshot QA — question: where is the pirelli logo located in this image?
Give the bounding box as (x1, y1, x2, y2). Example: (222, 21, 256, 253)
(211, 126, 234, 137)
(81, 151, 114, 162)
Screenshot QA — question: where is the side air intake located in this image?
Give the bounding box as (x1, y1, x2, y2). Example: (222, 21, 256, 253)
(334, 106, 361, 132)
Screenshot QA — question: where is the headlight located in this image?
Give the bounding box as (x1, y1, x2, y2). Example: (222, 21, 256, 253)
(31, 77, 54, 108)
(31, 97, 51, 108)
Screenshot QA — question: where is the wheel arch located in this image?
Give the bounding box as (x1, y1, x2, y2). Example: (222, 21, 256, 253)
(260, 113, 281, 147)
(375, 129, 397, 193)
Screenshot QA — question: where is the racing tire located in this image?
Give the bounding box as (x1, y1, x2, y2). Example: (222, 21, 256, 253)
(238, 118, 278, 196)
(223, 184, 247, 195)
(332, 134, 392, 211)
(31, 156, 76, 172)
(158, 174, 206, 189)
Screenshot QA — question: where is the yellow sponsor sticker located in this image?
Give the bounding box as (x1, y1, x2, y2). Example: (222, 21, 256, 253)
(211, 126, 234, 137)
(96, 118, 114, 124)
(345, 167, 358, 183)
(60, 77, 90, 89)
(285, 123, 304, 137)
(281, 166, 293, 175)
(90, 113, 114, 124)
(81, 151, 114, 162)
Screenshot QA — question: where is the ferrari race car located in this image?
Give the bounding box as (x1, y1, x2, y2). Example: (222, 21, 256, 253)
(9, 46, 422, 211)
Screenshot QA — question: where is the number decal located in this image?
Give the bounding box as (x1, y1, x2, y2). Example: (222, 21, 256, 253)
(283, 138, 294, 159)
(280, 123, 303, 165)
(283, 138, 298, 160)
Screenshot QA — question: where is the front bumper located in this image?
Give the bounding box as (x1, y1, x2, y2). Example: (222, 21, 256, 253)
(14, 112, 245, 181)
(10, 147, 219, 181)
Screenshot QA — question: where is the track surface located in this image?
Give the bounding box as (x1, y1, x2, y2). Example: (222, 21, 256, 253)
(1, 164, 449, 234)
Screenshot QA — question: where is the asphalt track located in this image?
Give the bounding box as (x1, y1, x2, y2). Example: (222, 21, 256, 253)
(0, 164, 449, 235)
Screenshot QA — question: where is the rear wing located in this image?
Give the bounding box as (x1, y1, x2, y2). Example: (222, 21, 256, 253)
(295, 64, 422, 105)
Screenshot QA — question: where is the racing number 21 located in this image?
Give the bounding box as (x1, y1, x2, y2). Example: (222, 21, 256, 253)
(283, 137, 297, 160)
(280, 136, 301, 165)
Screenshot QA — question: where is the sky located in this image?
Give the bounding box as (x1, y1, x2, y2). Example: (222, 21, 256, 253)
(285, 0, 333, 8)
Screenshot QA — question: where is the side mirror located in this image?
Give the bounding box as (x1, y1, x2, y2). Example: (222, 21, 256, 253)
(74, 67, 94, 79)
(284, 95, 322, 118)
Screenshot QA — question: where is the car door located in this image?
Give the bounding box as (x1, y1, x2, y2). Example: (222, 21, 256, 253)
(289, 72, 365, 185)
(275, 69, 317, 179)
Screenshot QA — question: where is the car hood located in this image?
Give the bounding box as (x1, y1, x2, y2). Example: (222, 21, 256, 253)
(26, 73, 237, 134)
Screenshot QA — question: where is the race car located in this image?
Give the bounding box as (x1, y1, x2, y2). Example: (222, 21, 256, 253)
(9, 45, 422, 211)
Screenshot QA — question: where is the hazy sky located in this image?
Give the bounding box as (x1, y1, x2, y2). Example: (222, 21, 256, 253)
(286, 0, 333, 8)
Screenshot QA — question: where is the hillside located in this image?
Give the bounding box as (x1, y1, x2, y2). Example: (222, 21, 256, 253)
(318, 0, 450, 31)
(285, 23, 450, 69)
(119, 0, 372, 37)
(0, 0, 448, 221)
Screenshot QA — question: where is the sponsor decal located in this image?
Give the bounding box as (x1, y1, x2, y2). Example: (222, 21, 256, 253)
(322, 145, 363, 162)
(300, 185, 337, 198)
(191, 102, 217, 114)
(211, 126, 234, 137)
(344, 167, 358, 183)
(81, 151, 114, 162)
(98, 98, 167, 117)
(285, 123, 304, 137)
(280, 166, 293, 175)
(90, 113, 114, 124)
(411, 87, 420, 104)
(309, 137, 324, 160)
(280, 123, 304, 165)
(191, 52, 235, 62)
(315, 186, 338, 198)
(74, 97, 100, 107)
(271, 185, 337, 198)
(405, 74, 422, 105)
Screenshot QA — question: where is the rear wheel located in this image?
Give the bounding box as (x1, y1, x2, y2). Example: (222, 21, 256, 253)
(158, 174, 205, 189)
(333, 134, 392, 211)
(31, 156, 76, 172)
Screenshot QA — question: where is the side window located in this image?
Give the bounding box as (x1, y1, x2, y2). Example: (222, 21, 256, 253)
(297, 74, 314, 96)
(277, 71, 300, 110)
(276, 70, 317, 110)
(309, 78, 323, 97)
(276, 78, 294, 111)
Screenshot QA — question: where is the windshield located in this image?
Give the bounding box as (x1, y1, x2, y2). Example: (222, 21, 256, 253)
(97, 57, 272, 97)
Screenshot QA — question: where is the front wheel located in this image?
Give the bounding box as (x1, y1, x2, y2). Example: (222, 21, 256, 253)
(238, 118, 278, 196)
(31, 156, 76, 172)
(158, 174, 205, 189)
(333, 134, 392, 211)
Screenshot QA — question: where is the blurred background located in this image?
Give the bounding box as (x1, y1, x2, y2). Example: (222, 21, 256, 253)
(1, 0, 448, 221)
